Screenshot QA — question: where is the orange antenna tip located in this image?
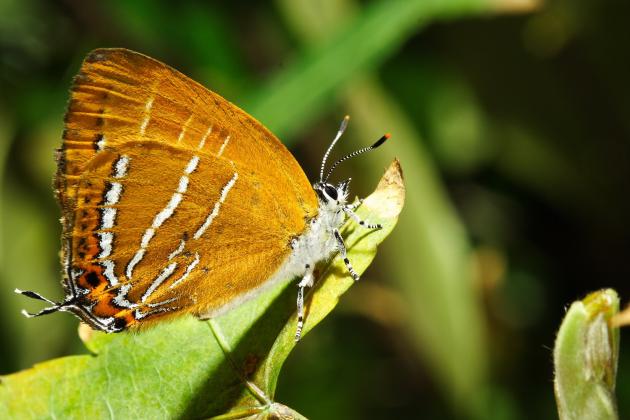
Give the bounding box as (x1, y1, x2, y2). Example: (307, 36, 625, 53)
(384, 133, 391, 139)
(371, 133, 389, 149)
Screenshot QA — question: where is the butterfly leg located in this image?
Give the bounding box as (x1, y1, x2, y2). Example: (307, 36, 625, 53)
(342, 205, 382, 229)
(333, 229, 359, 281)
(295, 264, 315, 342)
(345, 197, 363, 211)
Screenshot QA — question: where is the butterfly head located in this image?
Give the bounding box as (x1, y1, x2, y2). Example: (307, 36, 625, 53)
(313, 179, 350, 207)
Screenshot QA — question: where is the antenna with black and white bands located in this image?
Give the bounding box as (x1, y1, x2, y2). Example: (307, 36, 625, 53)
(319, 115, 350, 182)
(320, 116, 390, 182)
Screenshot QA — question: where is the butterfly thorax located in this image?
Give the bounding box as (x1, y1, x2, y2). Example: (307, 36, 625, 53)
(282, 181, 349, 277)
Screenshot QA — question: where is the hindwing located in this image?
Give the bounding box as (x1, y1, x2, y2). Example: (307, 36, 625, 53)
(57, 48, 318, 328)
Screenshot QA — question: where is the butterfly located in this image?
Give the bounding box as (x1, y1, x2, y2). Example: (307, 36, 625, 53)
(16, 48, 389, 341)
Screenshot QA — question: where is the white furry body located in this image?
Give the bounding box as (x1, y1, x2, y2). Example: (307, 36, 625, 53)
(285, 197, 346, 286)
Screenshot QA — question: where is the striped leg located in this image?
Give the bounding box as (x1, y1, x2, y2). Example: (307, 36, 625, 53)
(342, 205, 382, 229)
(333, 229, 359, 281)
(345, 197, 363, 211)
(295, 264, 315, 342)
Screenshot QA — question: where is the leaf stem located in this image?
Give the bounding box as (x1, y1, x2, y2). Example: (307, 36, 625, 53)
(207, 319, 271, 406)
(208, 406, 266, 420)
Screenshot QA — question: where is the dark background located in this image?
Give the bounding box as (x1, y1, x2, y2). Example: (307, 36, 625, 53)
(2, 0, 630, 418)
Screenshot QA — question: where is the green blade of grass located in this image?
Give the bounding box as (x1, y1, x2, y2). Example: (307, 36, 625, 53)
(247, 0, 504, 140)
(272, 0, 521, 413)
(343, 76, 488, 412)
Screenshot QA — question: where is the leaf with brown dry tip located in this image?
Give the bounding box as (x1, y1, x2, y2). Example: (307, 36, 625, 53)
(0, 159, 404, 419)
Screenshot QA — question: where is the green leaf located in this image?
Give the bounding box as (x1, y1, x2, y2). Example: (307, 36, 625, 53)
(0, 160, 404, 419)
(554, 289, 620, 420)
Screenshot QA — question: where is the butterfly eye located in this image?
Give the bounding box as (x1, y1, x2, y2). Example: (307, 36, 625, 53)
(324, 184, 338, 201)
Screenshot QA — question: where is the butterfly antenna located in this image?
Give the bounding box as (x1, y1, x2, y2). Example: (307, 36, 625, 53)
(320, 115, 350, 182)
(324, 133, 391, 182)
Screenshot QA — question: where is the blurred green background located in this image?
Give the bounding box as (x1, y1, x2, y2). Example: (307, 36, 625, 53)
(2, 0, 630, 418)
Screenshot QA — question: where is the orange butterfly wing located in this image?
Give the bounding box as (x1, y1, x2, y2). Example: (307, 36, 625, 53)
(57, 48, 318, 329)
